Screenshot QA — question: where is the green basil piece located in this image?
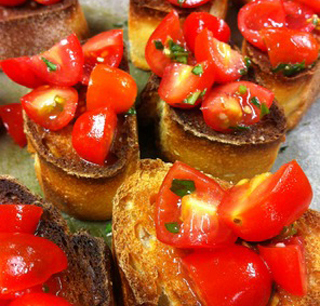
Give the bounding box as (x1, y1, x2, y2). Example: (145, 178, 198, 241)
(244, 56, 252, 69)
(165, 222, 180, 234)
(238, 85, 247, 95)
(272, 61, 306, 77)
(183, 91, 202, 105)
(192, 64, 204, 76)
(126, 107, 137, 115)
(260, 103, 270, 118)
(170, 179, 196, 197)
(230, 125, 250, 131)
(154, 40, 164, 50)
(105, 223, 112, 235)
(250, 96, 261, 108)
(41, 57, 57, 72)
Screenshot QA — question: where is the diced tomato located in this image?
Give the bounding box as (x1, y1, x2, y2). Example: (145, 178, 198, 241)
(166, 0, 211, 8)
(219, 161, 313, 241)
(201, 81, 274, 132)
(258, 237, 307, 296)
(195, 29, 247, 84)
(238, 0, 286, 51)
(0, 104, 27, 147)
(0, 0, 26, 6)
(30, 34, 84, 87)
(183, 12, 231, 52)
(155, 161, 237, 249)
(0, 205, 43, 234)
(1, 57, 45, 89)
(81, 30, 124, 85)
(158, 61, 215, 109)
(0, 233, 68, 294)
(261, 28, 319, 69)
(9, 293, 71, 306)
(0, 301, 10, 306)
(295, 0, 320, 12)
(182, 245, 272, 306)
(0, 285, 43, 301)
(86, 64, 137, 114)
(72, 107, 117, 165)
(21, 86, 78, 131)
(145, 10, 187, 77)
(34, 0, 61, 5)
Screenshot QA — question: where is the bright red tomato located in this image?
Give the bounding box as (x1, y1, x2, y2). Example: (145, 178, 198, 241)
(145, 10, 187, 77)
(0, 285, 43, 301)
(0, 205, 43, 234)
(21, 86, 78, 131)
(72, 107, 117, 165)
(34, 0, 61, 5)
(0, 233, 68, 294)
(155, 161, 237, 249)
(183, 12, 230, 52)
(86, 64, 137, 114)
(1, 57, 45, 89)
(259, 237, 307, 296)
(0, 301, 10, 306)
(0, 104, 27, 147)
(81, 30, 124, 85)
(30, 34, 84, 87)
(158, 61, 215, 109)
(238, 0, 286, 51)
(183, 245, 272, 306)
(9, 293, 71, 306)
(219, 161, 313, 241)
(195, 29, 247, 84)
(261, 28, 319, 69)
(166, 0, 211, 8)
(295, 0, 320, 12)
(201, 81, 274, 132)
(0, 0, 26, 6)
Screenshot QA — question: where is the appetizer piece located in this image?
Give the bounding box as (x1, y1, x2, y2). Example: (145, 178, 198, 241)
(0, 0, 89, 61)
(129, 0, 229, 70)
(239, 0, 320, 129)
(140, 11, 286, 183)
(0, 175, 114, 305)
(113, 159, 319, 305)
(2, 32, 139, 221)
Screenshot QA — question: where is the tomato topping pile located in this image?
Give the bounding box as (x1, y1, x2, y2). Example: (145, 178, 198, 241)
(155, 160, 313, 304)
(0, 0, 62, 6)
(0, 205, 71, 305)
(166, 0, 211, 8)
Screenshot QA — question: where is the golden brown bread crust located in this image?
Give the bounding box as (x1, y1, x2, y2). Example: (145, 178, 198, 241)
(113, 159, 320, 306)
(0, 0, 89, 61)
(0, 175, 114, 306)
(139, 74, 286, 183)
(129, 0, 229, 70)
(243, 40, 320, 130)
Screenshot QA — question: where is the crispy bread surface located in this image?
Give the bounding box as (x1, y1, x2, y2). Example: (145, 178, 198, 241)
(0, 0, 89, 61)
(129, 0, 229, 70)
(113, 159, 320, 306)
(0, 175, 114, 306)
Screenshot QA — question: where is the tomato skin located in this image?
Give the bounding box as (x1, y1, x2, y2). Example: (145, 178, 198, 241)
(81, 30, 124, 85)
(87, 64, 137, 114)
(183, 12, 231, 52)
(195, 29, 246, 84)
(261, 28, 319, 68)
(238, 0, 286, 51)
(21, 86, 78, 131)
(0, 285, 43, 301)
(259, 237, 307, 296)
(34, 0, 61, 5)
(158, 61, 215, 109)
(295, 0, 320, 12)
(72, 107, 117, 165)
(1, 57, 45, 89)
(155, 161, 237, 249)
(30, 34, 84, 87)
(219, 161, 313, 241)
(0, 104, 27, 147)
(0, 0, 26, 6)
(0, 233, 68, 294)
(145, 10, 186, 77)
(0, 205, 43, 234)
(166, 0, 211, 8)
(182, 245, 272, 306)
(9, 293, 72, 306)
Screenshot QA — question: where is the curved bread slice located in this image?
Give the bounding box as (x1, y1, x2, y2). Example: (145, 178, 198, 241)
(113, 159, 320, 306)
(129, 0, 229, 70)
(139, 74, 286, 183)
(243, 40, 320, 130)
(0, 175, 114, 306)
(0, 0, 89, 61)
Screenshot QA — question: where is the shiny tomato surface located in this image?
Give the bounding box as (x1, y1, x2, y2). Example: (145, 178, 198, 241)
(0, 0, 26, 6)
(166, 0, 211, 8)
(9, 293, 71, 306)
(34, 0, 61, 5)
(295, 0, 320, 12)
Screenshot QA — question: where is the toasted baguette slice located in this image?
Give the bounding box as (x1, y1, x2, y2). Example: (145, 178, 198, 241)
(0, 175, 114, 306)
(139, 74, 287, 183)
(24, 56, 140, 221)
(113, 159, 320, 306)
(129, 0, 229, 70)
(242, 40, 320, 130)
(0, 0, 89, 61)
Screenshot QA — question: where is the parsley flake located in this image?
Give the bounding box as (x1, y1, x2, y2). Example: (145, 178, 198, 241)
(41, 57, 57, 72)
(170, 179, 196, 197)
(165, 222, 180, 234)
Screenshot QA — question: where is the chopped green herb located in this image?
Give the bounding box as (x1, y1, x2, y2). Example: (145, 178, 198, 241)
(250, 96, 261, 108)
(106, 223, 112, 235)
(272, 61, 306, 77)
(170, 179, 196, 197)
(183, 91, 202, 105)
(41, 57, 57, 72)
(230, 125, 250, 131)
(279, 146, 288, 153)
(164, 39, 189, 64)
(200, 89, 207, 98)
(239, 68, 248, 76)
(165, 222, 180, 234)
(178, 0, 186, 6)
(260, 103, 270, 118)
(192, 64, 204, 76)
(274, 224, 297, 241)
(154, 40, 164, 50)
(43, 284, 50, 293)
(244, 56, 252, 69)
(126, 107, 137, 115)
(238, 85, 247, 95)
